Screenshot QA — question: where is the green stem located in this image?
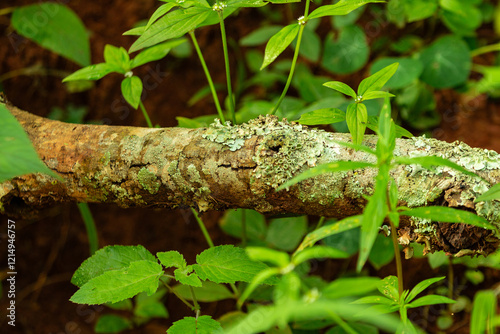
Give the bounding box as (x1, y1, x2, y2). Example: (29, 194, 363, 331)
(315, 216, 326, 229)
(162, 279, 195, 310)
(189, 285, 201, 314)
(390, 220, 404, 298)
(189, 31, 225, 123)
(0, 7, 15, 16)
(77, 203, 98, 255)
(271, 0, 311, 115)
(218, 10, 236, 125)
(139, 101, 153, 128)
(190, 207, 215, 248)
(470, 42, 500, 57)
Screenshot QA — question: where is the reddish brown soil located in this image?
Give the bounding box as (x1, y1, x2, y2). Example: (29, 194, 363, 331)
(0, 1, 499, 334)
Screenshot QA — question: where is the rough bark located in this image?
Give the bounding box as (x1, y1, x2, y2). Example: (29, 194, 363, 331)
(2, 104, 500, 256)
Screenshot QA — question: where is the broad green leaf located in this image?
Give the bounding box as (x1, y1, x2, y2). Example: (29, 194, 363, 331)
(357, 164, 389, 272)
(400, 207, 496, 230)
(192, 245, 271, 284)
(95, 314, 133, 333)
(323, 223, 360, 255)
(157, 251, 186, 269)
(297, 215, 363, 251)
(219, 209, 267, 241)
(70, 260, 163, 305)
(322, 26, 369, 75)
(292, 64, 336, 102)
(370, 58, 423, 89)
(0, 104, 59, 183)
(419, 35, 471, 88)
(292, 246, 349, 265)
(297, 108, 345, 125)
(403, 0, 438, 22)
(121, 76, 143, 109)
(134, 289, 169, 318)
(130, 7, 211, 52)
(407, 295, 455, 308)
(395, 155, 480, 179)
(240, 25, 282, 46)
(12, 3, 90, 66)
(322, 277, 381, 299)
(104, 45, 130, 70)
(358, 62, 399, 96)
(368, 233, 394, 270)
(266, 216, 307, 251)
(346, 102, 368, 146)
(246, 247, 290, 267)
(71, 245, 156, 287)
(172, 281, 234, 302)
(406, 276, 445, 303)
(323, 81, 357, 98)
(226, 0, 267, 9)
(440, 0, 482, 36)
(277, 161, 375, 191)
(309, 0, 384, 19)
(475, 183, 500, 202)
(63, 63, 120, 82)
(378, 276, 399, 302)
(168, 315, 222, 334)
(471, 290, 496, 334)
(131, 39, 186, 69)
(261, 23, 299, 70)
(145, 3, 178, 30)
(174, 267, 202, 287)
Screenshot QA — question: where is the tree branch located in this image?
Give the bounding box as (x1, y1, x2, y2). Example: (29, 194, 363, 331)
(2, 104, 499, 255)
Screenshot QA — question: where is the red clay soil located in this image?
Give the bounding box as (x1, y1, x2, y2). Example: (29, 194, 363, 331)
(0, 1, 499, 334)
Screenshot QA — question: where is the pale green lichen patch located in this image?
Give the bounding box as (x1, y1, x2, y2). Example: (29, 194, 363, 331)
(137, 167, 160, 194)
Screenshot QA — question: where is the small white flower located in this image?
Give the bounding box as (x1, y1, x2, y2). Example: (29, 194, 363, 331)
(124, 71, 133, 78)
(298, 16, 306, 25)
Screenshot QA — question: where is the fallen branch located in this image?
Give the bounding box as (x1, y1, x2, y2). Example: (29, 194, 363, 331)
(2, 104, 499, 255)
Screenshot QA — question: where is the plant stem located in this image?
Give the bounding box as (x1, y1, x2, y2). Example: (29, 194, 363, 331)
(139, 101, 153, 128)
(315, 216, 326, 229)
(0, 7, 15, 16)
(390, 220, 404, 297)
(189, 285, 201, 314)
(218, 11, 236, 125)
(162, 279, 195, 310)
(189, 31, 225, 123)
(191, 207, 215, 248)
(271, 0, 311, 115)
(77, 203, 98, 255)
(470, 42, 500, 57)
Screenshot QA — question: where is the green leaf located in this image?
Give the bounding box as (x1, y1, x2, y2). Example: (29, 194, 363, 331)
(266, 216, 307, 251)
(297, 215, 363, 251)
(309, 0, 384, 19)
(130, 7, 211, 52)
(226, 0, 267, 9)
(293, 26, 321, 62)
(400, 207, 496, 230)
(70, 260, 163, 305)
(192, 245, 271, 284)
(370, 58, 423, 89)
(174, 267, 202, 287)
(378, 276, 399, 302)
(322, 26, 369, 75)
(407, 295, 455, 308)
(168, 315, 222, 334)
(323, 81, 357, 98)
(95, 314, 133, 333)
(172, 281, 234, 302)
(121, 76, 143, 109)
(471, 290, 497, 334)
(63, 63, 120, 82)
(357, 164, 389, 272)
(145, 3, 178, 30)
(277, 161, 375, 191)
(157, 251, 187, 269)
(346, 102, 368, 145)
(395, 155, 480, 179)
(322, 277, 381, 299)
(475, 183, 500, 202)
(71, 245, 156, 287)
(246, 247, 290, 267)
(405, 276, 445, 303)
(0, 105, 59, 183)
(219, 209, 267, 241)
(323, 222, 360, 255)
(240, 26, 282, 46)
(134, 290, 169, 318)
(292, 246, 349, 265)
(104, 45, 130, 71)
(358, 62, 399, 96)
(131, 39, 186, 69)
(261, 23, 299, 70)
(362, 91, 395, 101)
(297, 108, 345, 125)
(12, 3, 90, 66)
(418, 35, 471, 88)
(368, 233, 394, 270)
(403, 0, 438, 22)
